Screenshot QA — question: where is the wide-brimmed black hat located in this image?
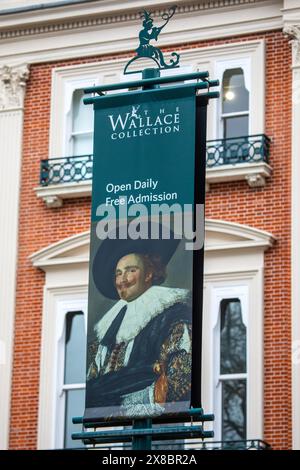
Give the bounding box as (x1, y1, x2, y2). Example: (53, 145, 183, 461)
(92, 222, 180, 299)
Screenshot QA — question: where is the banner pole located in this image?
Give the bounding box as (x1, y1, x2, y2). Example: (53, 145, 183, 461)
(142, 68, 160, 87)
(191, 96, 207, 408)
(131, 67, 161, 451)
(78, 6, 218, 450)
(132, 418, 152, 450)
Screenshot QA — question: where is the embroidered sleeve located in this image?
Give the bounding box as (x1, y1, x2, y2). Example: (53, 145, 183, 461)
(153, 321, 192, 403)
(87, 339, 100, 380)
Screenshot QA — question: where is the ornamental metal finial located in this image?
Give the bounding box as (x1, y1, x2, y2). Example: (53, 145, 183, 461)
(124, 5, 180, 74)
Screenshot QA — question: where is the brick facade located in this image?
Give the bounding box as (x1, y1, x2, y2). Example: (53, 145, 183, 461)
(9, 30, 292, 449)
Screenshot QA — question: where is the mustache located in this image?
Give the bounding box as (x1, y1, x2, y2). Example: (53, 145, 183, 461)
(116, 281, 135, 289)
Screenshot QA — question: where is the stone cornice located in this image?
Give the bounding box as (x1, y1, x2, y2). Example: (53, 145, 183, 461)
(284, 24, 300, 67)
(0, 0, 260, 40)
(0, 64, 29, 111)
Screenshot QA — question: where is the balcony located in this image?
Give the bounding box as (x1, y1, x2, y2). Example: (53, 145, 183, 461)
(206, 134, 272, 190)
(36, 134, 272, 207)
(69, 439, 271, 450)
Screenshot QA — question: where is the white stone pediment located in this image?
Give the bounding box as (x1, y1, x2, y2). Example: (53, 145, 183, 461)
(205, 219, 275, 252)
(30, 231, 90, 268)
(30, 219, 275, 271)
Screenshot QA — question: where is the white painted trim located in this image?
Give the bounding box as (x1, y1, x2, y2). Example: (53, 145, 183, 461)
(38, 288, 88, 450)
(35, 181, 92, 207)
(205, 218, 276, 248)
(0, 1, 282, 65)
(44, 40, 265, 184)
(0, 1, 276, 31)
(50, 63, 105, 158)
(206, 162, 272, 189)
(212, 285, 249, 441)
(30, 218, 275, 269)
(202, 269, 264, 442)
(33, 39, 268, 206)
(30, 231, 90, 265)
(34, 217, 273, 448)
(62, 383, 85, 391)
(206, 241, 274, 252)
(0, 108, 25, 450)
(49, 39, 265, 150)
(216, 57, 251, 138)
(55, 299, 87, 449)
(291, 58, 300, 451)
(35, 162, 272, 207)
(283, 15, 300, 449)
(212, 41, 265, 137)
(0, 106, 24, 113)
(219, 373, 248, 381)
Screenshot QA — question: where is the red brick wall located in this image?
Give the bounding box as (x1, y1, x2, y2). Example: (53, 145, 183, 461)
(9, 30, 292, 449)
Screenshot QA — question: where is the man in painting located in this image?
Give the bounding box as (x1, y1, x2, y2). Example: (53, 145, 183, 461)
(86, 227, 192, 418)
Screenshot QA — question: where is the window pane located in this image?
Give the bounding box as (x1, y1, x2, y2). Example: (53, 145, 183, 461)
(222, 68, 249, 114)
(64, 312, 86, 384)
(72, 89, 93, 132)
(73, 133, 93, 156)
(222, 379, 246, 441)
(64, 388, 85, 449)
(223, 115, 249, 139)
(220, 299, 246, 374)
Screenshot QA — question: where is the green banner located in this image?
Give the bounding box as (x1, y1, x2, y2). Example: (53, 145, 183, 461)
(91, 86, 195, 217)
(85, 85, 197, 423)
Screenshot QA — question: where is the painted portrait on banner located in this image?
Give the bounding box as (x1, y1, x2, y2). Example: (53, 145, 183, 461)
(83, 82, 204, 422)
(85, 222, 193, 420)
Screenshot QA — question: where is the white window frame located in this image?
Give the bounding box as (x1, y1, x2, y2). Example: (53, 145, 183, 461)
(35, 222, 270, 449)
(202, 270, 264, 442)
(212, 285, 249, 441)
(39, 42, 266, 206)
(49, 40, 265, 158)
(216, 58, 251, 139)
(55, 299, 88, 449)
(60, 75, 99, 158)
(50, 63, 121, 158)
(38, 287, 88, 449)
(67, 87, 94, 156)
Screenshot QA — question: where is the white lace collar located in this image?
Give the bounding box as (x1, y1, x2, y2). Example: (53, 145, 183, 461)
(94, 285, 189, 344)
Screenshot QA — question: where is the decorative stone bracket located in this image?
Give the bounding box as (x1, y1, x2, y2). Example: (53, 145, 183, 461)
(44, 195, 63, 209)
(284, 24, 300, 68)
(0, 64, 29, 111)
(205, 161, 272, 192)
(245, 173, 267, 188)
(35, 180, 92, 208)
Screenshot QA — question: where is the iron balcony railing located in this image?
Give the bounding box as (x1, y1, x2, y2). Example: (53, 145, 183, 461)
(67, 439, 271, 451)
(191, 439, 272, 450)
(123, 439, 271, 450)
(40, 153, 93, 186)
(40, 134, 270, 186)
(206, 134, 270, 168)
